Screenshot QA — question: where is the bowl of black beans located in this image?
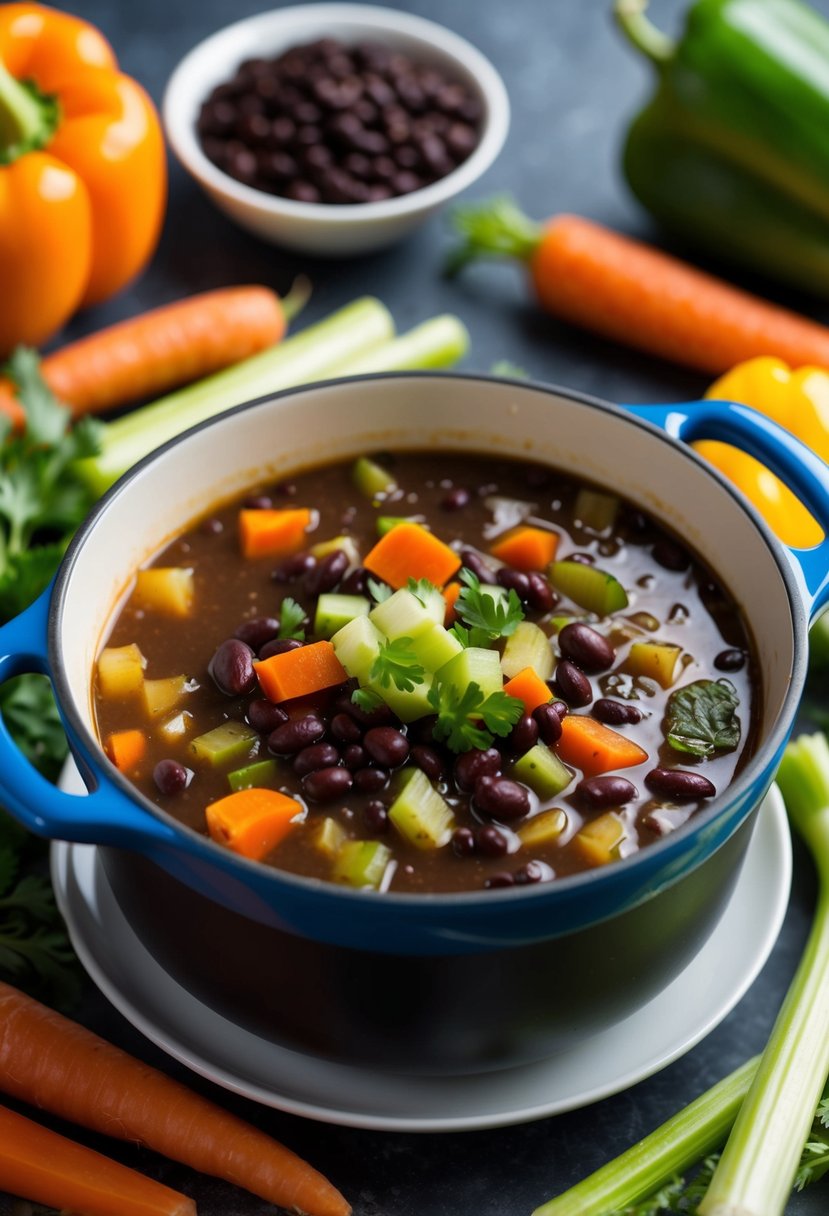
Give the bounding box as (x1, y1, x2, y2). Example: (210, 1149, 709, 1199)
(163, 3, 510, 254)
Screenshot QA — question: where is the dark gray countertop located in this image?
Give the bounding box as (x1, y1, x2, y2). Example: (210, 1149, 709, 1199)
(2, 0, 827, 1212)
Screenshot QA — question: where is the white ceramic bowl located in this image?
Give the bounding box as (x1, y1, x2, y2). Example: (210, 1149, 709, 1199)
(163, 4, 510, 255)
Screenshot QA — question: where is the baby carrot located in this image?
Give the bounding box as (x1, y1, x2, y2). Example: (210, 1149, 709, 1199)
(104, 729, 146, 772)
(364, 521, 461, 589)
(255, 640, 347, 703)
(0, 982, 350, 1216)
(0, 1102, 195, 1216)
(490, 525, 558, 571)
(0, 282, 308, 428)
(206, 787, 303, 860)
(450, 198, 829, 375)
(557, 714, 648, 777)
(239, 506, 313, 560)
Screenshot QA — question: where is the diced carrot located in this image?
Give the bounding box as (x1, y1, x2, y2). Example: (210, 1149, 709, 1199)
(206, 788, 303, 861)
(363, 521, 461, 589)
(490, 526, 559, 571)
(443, 580, 462, 625)
(556, 715, 648, 777)
(503, 666, 553, 713)
(255, 640, 347, 703)
(239, 507, 312, 560)
(105, 729, 146, 772)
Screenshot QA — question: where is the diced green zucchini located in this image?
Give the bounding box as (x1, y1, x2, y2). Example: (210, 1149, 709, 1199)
(436, 647, 504, 701)
(376, 514, 424, 537)
(626, 641, 682, 688)
(314, 816, 346, 859)
(143, 674, 188, 718)
(388, 768, 455, 849)
(227, 758, 278, 792)
(548, 560, 628, 616)
(368, 673, 434, 722)
(574, 488, 619, 532)
(190, 721, 258, 767)
(314, 593, 370, 639)
(501, 621, 553, 681)
(572, 812, 626, 867)
(97, 643, 147, 698)
(332, 839, 392, 889)
(408, 622, 462, 672)
(352, 456, 396, 499)
(133, 567, 194, 616)
(518, 807, 568, 847)
(370, 588, 437, 638)
(513, 744, 573, 799)
(331, 615, 383, 683)
(310, 535, 361, 567)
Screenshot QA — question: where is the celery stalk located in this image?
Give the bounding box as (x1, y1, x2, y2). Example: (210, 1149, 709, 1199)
(332, 314, 469, 374)
(699, 733, 829, 1216)
(532, 1059, 757, 1216)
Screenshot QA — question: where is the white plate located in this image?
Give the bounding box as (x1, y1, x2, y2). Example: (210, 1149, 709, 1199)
(51, 785, 790, 1133)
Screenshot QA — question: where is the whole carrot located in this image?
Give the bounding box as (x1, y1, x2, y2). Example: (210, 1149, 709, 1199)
(0, 982, 350, 1216)
(449, 198, 829, 375)
(0, 1102, 195, 1216)
(0, 281, 309, 429)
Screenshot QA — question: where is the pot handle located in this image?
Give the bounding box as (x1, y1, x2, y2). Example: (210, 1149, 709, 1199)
(0, 584, 179, 848)
(619, 399, 829, 622)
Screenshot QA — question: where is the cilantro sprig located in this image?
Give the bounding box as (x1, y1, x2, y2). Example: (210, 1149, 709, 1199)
(455, 567, 524, 641)
(427, 680, 523, 753)
(278, 595, 306, 641)
(370, 636, 426, 693)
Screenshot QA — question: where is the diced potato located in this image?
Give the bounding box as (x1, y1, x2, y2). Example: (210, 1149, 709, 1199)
(572, 812, 627, 867)
(518, 808, 568, 848)
(626, 641, 682, 689)
(501, 621, 554, 681)
(314, 816, 346, 859)
(97, 643, 147, 698)
(132, 567, 194, 616)
(143, 674, 188, 718)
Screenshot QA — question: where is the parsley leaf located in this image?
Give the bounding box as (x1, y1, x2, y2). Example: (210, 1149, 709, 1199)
(666, 679, 741, 758)
(449, 621, 493, 649)
(370, 636, 425, 693)
(367, 576, 392, 604)
(278, 595, 306, 640)
(351, 687, 385, 713)
(456, 568, 524, 640)
(427, 681, 523, 753)
(406, 577, 439, 607)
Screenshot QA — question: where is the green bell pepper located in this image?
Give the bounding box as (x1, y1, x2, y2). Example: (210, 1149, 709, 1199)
(615, 0, 829, 296)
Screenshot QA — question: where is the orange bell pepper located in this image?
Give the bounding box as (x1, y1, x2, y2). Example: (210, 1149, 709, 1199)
(0, 4, 166, 353)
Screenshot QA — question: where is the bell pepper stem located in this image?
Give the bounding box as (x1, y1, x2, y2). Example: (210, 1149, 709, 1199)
(614, 0, 675, 66)
(0, 56, 55, 161)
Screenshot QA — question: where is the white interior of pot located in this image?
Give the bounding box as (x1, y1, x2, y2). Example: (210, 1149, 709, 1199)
(57, 377, 797, 753)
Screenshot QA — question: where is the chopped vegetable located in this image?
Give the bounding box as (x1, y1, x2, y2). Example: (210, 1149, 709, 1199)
(142, 675, 188, 719)
(626, 640, 682, 689)
(239, 507, 313, 560)
(556, 715, 648, 776)
(574, 488, 619, 532)
(104, 730, 146, 772)
(255, 640, 347, 703)
(369, 586, 442, 638)
(314, 593, 370, 639)
(314, 817, 346, 859)
(501, 620, 554, 681)
(370, 636, 426, 693)
(572, 812, 627, 867)
(97, 643, 147, 698)
(0, 1101, 195, 1216)
(0, 981, 352, 1216)
(132, 568, 194, 617)
(436, 646, 505, 702)
(310, 535, 361, 566)
(503, 666, 554, 714)
(549, 559, 628, 616)
(517, 807, 568, 847)
(189, 721, 257, 767)
(406, 621, 463, 670)
(205, 788, 303, 860)
(364, 521, 461, 589)
(666, 679, 741, 758)
(513, 745, 573, 800)
(227, 758, 278, 792)
(428, 679, 523, 754)
(352, 456, 397, 499)
(331, 615, 383, 684)
(159, 711, 193, 740)
(388, 769, 455, 849)
(455, 568, 524, 639)
(332, 840, 392, 888)
(490, 525, 559, 571)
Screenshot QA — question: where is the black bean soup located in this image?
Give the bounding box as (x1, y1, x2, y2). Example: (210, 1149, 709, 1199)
(94, 452, 759, 895)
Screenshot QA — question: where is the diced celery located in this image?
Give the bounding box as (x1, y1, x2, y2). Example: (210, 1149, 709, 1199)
(331, 615, 383, 683)
(501, 621, 553, 681)
(132, 567, 194, 616)
(159, 711, 193, 739)
(408, 622, 462, 672)
(314, 594, 370, 639)
(388, 768, 455, 849)
(314, 816, 346, 859)
(548, 560, 628, 616)
(627, 641, 682, 688)
(436, 647, 504, 701)
(352, 456, 396, 499)
(97, 643, 147, 698)
(227, 758, 278, 792)
(190, 721, 257, 766)
(143, 674, 188, 718)
(370, 588, 437, 638)
(376, 515, 423, 537)
(574, 488, 619, 532)
(572, 812, 627, 866)
(368, 673, 434, 722)
(310, 535, 361, 567)
(513, 744, 574, 799)
(518, 807, 568, 847)
(332, 840, 392, 889)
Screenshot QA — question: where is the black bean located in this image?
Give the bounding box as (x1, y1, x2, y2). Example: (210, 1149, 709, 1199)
(476, 825, 509, 857)
(533, 702, 563, 745)
(441, 487, 470, 511)
(715, 648, 746, 672)
(247, 698, 289, 734)
(272, 551, 315, 581)
(558, 623, 615, 673)
(153, 759, 190, 795)
(452, 826, 476, 856)
(577, 775, 638, 809)
(353, 766, 390, 792)
(652, 539, 689, 571)
(364, 726, 410, 768)
(459, 549, 497, 584)
(474, 775, 531, 822)
(645, 768, 717, 799)
(554, 660, 593, 707)
(305, 549, 348, 595)
(409, 715, 438, 745)
(513, 861, 544, 885)
(454, 747, 501, 791)
(550, 699, 569, 720)
(268, 714, 326, 754)
(446, 121, 477, 157)
(342, 744, 368, 770)
(334, 692, 396, 727)
(526, 572, 557, 613)
(235, 616, 281, 651)
(339, 567, 370, 596)
(303, 766, 353, 802)
(496, 567, 531, 599)
(364, 800, 389, 832)
(285, 180, 321, 203)
(507, 713, 539, 755)
(268, 116, 296, 146)
(593, 698, 642, 726)
(410, 745, 445, 781)
(293, 743, 340, 777)
(485, 872, 515, 889)
(258, 637, 304, 661)
(330, 712, 362, 743)
(208, 638, 256, 696)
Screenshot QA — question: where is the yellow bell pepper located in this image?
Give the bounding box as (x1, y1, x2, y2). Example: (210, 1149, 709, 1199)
(700, 356, 827, 547)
